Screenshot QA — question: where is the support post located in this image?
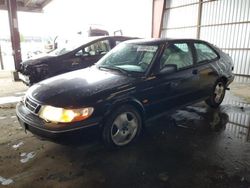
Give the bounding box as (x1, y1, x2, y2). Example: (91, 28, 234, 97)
(0, 45, 3, 70)
(7, 0, 22, 80)
(197, 0, 203, 39)
(151, 0, 165, 38)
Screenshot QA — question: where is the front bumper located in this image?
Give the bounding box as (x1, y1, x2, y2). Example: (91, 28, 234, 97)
(16, 102, 102, 139)
(18, 72, 31, 86)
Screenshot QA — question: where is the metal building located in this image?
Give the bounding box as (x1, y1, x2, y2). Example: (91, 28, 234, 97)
(153, 0, 250, 76)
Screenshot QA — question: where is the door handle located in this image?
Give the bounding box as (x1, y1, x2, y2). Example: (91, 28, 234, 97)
(192, 69, 198, 75)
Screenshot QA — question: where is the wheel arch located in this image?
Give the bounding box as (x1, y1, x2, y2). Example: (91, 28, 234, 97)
(219, 76, 228, 85)
(102, 98, 146, 127)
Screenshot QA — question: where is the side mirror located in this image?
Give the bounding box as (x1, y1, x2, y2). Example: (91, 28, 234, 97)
(159, 64, 177, 74)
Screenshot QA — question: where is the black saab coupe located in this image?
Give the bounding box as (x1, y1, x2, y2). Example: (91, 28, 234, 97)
(16, 38, 234, 148)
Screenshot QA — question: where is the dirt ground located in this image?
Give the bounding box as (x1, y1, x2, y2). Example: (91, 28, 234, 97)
(0, 73, 250, 188)
(0, 71, 27, 97)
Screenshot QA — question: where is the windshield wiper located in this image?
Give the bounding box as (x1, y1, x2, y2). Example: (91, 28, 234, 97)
(98, 65, 129, 75)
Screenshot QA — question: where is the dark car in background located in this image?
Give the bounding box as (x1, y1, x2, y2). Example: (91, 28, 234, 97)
(16, 38, 234, 148)
(18, 36, 136, 85)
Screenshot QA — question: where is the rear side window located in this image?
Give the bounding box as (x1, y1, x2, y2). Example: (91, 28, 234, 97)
(194, 43, 218, 63)
(160, 43, 193, 70)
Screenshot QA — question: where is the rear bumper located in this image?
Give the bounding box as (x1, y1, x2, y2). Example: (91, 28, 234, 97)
(16, 102, 102, 139)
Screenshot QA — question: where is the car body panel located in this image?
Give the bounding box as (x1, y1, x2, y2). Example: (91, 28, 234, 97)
(27, 66, 136, 108)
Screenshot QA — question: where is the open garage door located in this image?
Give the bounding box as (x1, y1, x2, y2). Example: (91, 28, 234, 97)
(159, 0, 250, 76)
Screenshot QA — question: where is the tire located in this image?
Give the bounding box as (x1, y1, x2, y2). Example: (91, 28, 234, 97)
(102, 105, 142, 149)
(205, 79, 226, 108)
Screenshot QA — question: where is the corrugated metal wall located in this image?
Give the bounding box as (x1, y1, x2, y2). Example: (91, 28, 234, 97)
(161, 0, 250, 76)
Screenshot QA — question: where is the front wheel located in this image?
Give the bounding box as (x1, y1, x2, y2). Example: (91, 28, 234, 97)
(102, 105, 142, 149)
(205, 80, 226, 108)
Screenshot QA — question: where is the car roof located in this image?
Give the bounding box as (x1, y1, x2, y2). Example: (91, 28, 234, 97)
(124, 38, 209, 45)
(86, 35, 137, 41)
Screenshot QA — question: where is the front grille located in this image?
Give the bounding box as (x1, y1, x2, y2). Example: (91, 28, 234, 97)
(25, 97, 41, 114)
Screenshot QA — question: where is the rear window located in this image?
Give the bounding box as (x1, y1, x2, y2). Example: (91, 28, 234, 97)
(194, 43, 218, 63)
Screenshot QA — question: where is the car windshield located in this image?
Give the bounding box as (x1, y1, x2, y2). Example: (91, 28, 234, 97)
(49, 45, 76, 56)
(49, 36, 100, 56)
(97, 43, 158, 73)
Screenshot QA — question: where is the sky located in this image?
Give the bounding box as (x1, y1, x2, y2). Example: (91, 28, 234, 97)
(0, 0, 152, 39)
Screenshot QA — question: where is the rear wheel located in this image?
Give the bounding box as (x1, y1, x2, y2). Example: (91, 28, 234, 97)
(102, 105, 142, 149)
(205, 80, 226, 108)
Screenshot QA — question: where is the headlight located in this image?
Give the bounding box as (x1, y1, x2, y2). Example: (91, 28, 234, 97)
(38, 105, 94, 123)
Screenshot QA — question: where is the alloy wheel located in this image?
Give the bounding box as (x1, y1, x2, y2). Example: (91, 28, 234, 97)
(214, 82, 225, 103)
(111, 112, 138, 146)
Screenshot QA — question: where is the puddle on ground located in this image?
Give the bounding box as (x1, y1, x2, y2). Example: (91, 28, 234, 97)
(172, 110, 203, 121)
(171, 93, 250, 143)
(12, 141, 24, 150)
(0, 176, 14, 185)
(0, 116, 7, 120)
(186, 105, 207, 113)
(20, 152, 36, 163)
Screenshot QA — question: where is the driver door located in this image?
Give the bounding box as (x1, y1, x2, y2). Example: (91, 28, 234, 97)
(139, 42, 199, 118)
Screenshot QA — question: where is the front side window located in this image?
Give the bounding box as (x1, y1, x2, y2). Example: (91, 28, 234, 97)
(194, 43, 218, 63)
(77, 40, 111, 57)
(98, 43, 158, 73)
(160, 42, 193, 70)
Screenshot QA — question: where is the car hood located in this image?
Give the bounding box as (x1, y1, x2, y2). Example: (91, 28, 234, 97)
(27, 66, 135, 108)
(21, 55, 59, 67)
